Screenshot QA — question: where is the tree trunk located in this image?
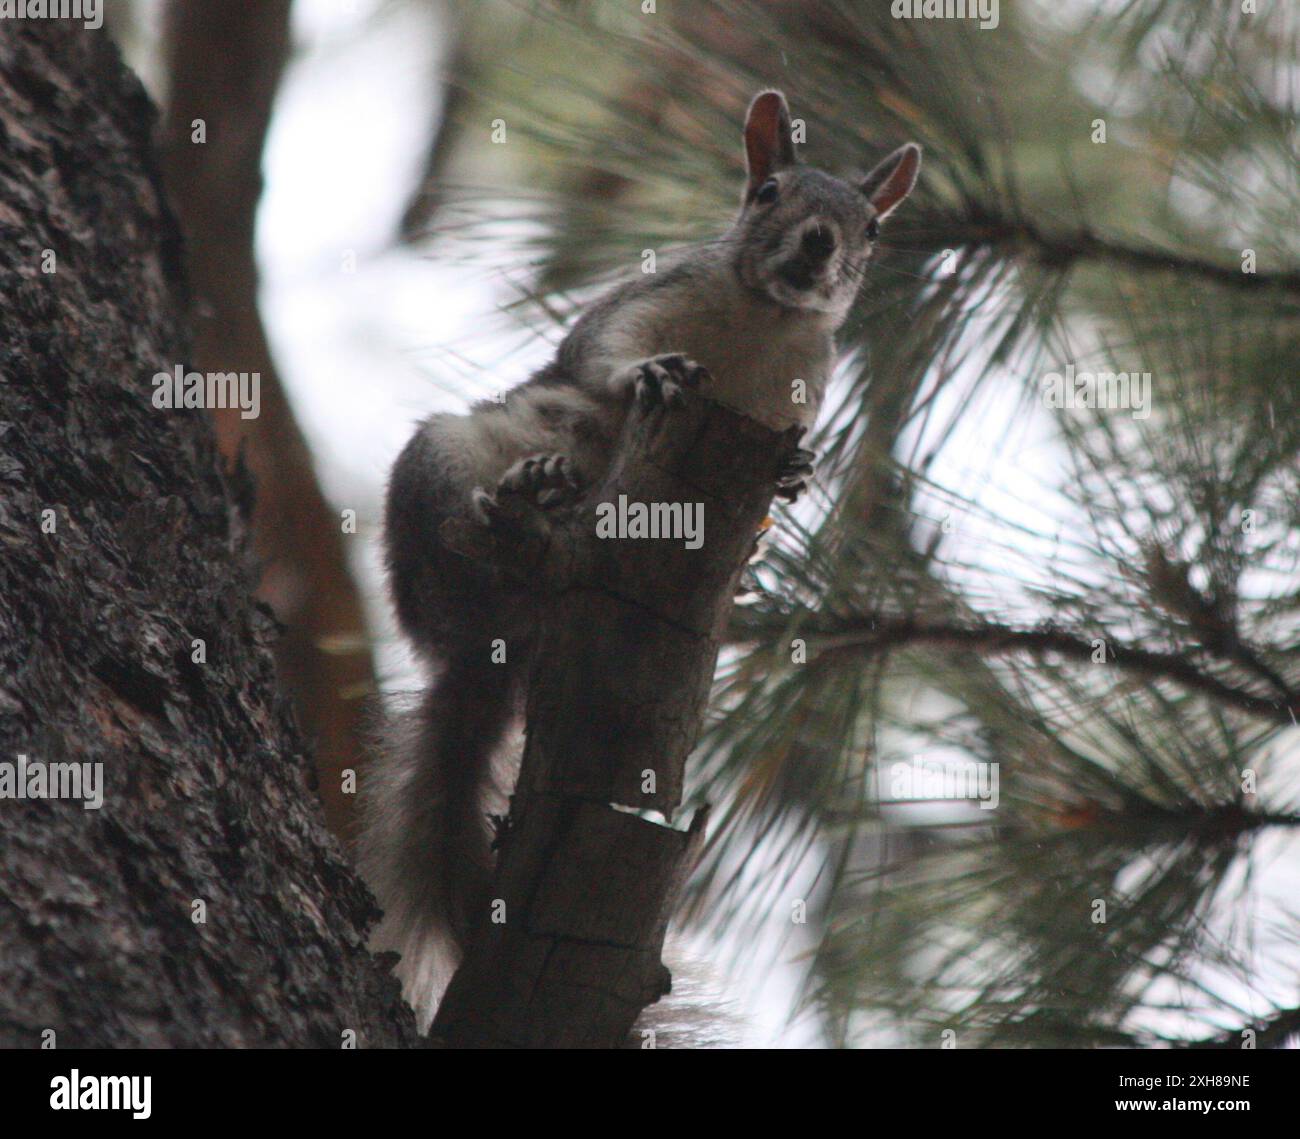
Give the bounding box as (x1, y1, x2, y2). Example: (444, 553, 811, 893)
(432, 393, 796, 1047)
(160, 0, 376, 849)
(0, 21, 415, 1048)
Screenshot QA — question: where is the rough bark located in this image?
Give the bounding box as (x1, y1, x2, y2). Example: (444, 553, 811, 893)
(432, 392, 796, 1047)
(0, 22, 416, 1048)
(160, 0, 375, 848)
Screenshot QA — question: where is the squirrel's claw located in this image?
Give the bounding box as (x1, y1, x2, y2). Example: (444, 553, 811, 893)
(632, 354, 710, 410)
(474, 453, 584, 528)
(470, 486, 505, 526)
(776, 448, 816, 483)
(776, 447, 816, 498)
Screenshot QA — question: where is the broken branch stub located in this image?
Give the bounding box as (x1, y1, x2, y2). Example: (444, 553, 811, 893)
(432, 389, 795, 1048)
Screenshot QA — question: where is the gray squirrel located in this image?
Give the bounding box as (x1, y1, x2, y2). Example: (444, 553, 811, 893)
(359, 90, 921, 1033)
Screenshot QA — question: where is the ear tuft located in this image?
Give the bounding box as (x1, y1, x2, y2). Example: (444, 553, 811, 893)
(743, 89, 797, 199)
(861, 142, 922, 220)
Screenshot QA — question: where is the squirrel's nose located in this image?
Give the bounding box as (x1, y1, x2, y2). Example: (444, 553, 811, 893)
(801, 224, 836, 262)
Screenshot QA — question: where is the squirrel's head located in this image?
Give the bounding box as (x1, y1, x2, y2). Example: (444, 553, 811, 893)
(731, 90, 921, 318)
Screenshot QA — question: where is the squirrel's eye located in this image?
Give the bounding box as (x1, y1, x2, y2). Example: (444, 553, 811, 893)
(755, 178, 780, 205)
(866, 218, 880, 241)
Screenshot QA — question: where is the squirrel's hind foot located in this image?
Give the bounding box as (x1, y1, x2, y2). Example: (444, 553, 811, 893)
(473, 453, 584, 528)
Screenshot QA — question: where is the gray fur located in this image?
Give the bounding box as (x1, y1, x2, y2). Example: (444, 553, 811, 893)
(360, 90, 921, 1032)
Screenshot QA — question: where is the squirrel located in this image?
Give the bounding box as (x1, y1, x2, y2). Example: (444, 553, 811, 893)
(358, 90, 921, 1033)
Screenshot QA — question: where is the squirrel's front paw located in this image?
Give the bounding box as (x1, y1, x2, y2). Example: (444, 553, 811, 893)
(775, 447, 816, 502)
(473, 454, 583, 528)
(628, 354, 711, 410)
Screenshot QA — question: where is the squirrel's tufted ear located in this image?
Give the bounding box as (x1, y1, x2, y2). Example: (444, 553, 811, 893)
(861, 142, 922, 220)
(743, 90, 797, 200)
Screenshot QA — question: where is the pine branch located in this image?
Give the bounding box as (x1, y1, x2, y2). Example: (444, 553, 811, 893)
(955, 211, 1300, 296)
(733, 614, 1298, 728)
(1182, 1006, 1300, 1050)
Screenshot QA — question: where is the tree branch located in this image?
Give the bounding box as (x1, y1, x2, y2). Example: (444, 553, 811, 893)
(959, 211, 1300, 295)
(432, 393, 798, 1047)
(1182, 1005, 1300, 1050)
(160, 0, 377, 847)
(735, 614, 1298, 728)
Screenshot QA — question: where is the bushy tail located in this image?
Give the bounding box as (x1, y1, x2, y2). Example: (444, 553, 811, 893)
(358, 657, 516, 1031)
